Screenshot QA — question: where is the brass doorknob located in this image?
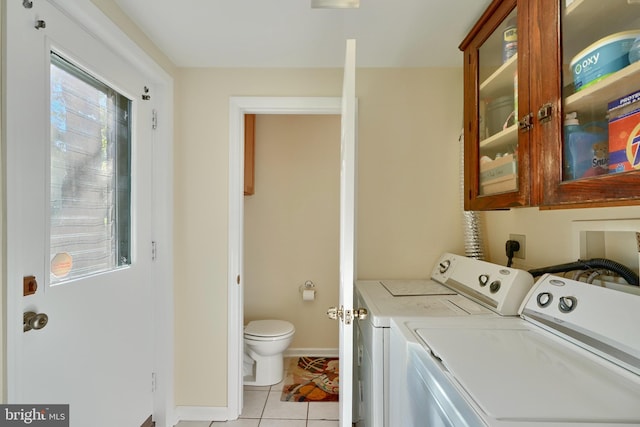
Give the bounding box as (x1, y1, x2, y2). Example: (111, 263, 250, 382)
(326, 306, 341, 320)
(23, 311, 48, 332)
(354, 308, 368, 320)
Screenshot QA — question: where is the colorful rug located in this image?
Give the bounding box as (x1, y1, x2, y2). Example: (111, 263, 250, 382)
(280, 356, 339, 402)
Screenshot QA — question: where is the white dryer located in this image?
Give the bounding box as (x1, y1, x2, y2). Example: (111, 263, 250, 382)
(354, 253, 534, 427)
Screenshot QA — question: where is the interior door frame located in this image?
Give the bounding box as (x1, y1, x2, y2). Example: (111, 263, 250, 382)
(4, 1, 175, 425)
(227, 97, 345, 419)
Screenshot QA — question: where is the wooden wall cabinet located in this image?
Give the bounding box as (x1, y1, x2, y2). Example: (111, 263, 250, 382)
(244, 114, 255, 196)
(461, 0, 640, 210)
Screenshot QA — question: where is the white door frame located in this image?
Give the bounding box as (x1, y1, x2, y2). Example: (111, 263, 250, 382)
(4, 1, 175, 425)
(227, 97, 343, 418)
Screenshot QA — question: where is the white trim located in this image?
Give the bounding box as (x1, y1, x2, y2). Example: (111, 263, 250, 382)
(150, 88, 175, 427)
(5, 1, 174, 425)
(228, 97, 342, 420)
(50, 0, 172, 83)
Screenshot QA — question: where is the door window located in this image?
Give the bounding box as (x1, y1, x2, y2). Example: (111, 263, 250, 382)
(49, 52, 132, 284)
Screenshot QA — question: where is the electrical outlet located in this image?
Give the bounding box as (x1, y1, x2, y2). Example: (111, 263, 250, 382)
(636, 232, 640, 252)
(509, 234, 526, 259)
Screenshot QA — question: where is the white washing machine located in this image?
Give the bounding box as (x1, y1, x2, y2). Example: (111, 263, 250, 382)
(353, 253, 534, 427)
(390, 274, 640, 426)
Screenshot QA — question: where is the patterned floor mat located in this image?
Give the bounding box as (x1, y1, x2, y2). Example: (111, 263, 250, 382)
(280, 356, 339, 402)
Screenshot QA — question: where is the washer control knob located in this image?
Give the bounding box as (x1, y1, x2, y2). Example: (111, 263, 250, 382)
(559, 296, 577, 313)
(489, 280, 501, 294)
(536, 292, 553, 308)
(439, 259, 451, 274)
(478, 274, 489, 287)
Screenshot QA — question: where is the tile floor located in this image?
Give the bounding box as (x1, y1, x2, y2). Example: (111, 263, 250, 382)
(175, 358, 339, 427)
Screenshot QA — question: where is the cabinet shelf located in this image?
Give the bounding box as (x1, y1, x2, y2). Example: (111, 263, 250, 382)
(480, 54, 517, 96)
(565, 61, 640, 115)
(480, 124, 518, 152)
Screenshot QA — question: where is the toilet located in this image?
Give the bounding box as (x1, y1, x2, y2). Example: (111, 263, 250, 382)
(243, 319, 295, 386)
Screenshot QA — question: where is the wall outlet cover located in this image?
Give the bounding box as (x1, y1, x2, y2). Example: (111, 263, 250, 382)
(508, 234, 526, 259)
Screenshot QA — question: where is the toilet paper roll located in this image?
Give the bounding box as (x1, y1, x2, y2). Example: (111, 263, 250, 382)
(302, 289, 315, 301)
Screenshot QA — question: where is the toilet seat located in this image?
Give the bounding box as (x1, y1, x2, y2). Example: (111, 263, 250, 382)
(244, 320, 295, 340)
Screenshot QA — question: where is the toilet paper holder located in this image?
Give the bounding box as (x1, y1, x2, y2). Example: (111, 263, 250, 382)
(299, 280, 317, 300)
(299, 280, 316, 292)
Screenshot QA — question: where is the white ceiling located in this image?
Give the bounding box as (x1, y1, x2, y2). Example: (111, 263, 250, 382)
(112, 0, 493, 68)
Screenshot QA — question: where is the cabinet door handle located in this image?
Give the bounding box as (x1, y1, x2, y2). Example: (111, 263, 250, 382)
(537, 103, 553, 123)
(518, 113, 533, 132)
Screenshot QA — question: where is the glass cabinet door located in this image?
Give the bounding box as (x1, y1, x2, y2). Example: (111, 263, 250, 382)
(465, 0, 640, 209)
(477, 8, 519, 196)
(562, 0, 640, 182)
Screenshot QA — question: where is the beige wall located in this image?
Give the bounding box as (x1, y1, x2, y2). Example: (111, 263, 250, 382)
(244, 114, 341, 349)
(356, 69, 467, 278)
(482, 206, 640, 270)
(174, 67, 466, 406)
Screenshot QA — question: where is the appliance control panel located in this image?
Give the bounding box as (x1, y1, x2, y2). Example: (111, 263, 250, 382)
(520, 274, 640, 374)
(431, 253, 534, 316)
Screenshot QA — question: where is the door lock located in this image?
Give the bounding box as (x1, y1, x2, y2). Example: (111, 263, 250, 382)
(23, 311, 48, 332)
(23, 275, 38, 296)
(518, 113, 533, 132)
(537, 103, 553, 123)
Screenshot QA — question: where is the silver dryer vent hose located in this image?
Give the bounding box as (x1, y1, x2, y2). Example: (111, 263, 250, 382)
(459, 131, 485, 260)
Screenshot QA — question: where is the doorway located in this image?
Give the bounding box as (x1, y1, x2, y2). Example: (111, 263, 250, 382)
(243, 114, 341, 349)
(227, 97, 342, 418)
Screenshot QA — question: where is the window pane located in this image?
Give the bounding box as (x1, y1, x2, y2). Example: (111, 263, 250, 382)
(50, 52, 132, 284)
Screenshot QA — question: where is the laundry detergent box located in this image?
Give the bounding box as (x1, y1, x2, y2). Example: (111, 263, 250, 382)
(608, 90, 640, 173)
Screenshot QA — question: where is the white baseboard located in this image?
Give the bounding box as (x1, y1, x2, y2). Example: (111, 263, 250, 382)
(284, 347, 339, 358)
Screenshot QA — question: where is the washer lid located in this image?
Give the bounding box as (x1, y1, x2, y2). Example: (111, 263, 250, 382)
(245, 320, 294, 337)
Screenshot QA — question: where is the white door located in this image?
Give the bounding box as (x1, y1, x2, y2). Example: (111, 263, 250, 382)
(338, 38, 357, 427)
(6, 2, 155, 426)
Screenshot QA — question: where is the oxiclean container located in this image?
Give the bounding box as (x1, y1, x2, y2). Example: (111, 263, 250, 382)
(570, 30, 640, 91)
